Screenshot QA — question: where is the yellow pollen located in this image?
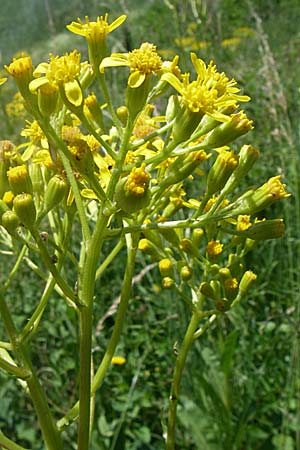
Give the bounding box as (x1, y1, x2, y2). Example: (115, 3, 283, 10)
(125, 163, 150, 196)
(206, 239, 223, 256)
(266, 176, 290, 199)
(128, 43, 162, 74)
(236, 215, 251, 231)
(224, 277, 238, 290)
(47, 50, 81, 85)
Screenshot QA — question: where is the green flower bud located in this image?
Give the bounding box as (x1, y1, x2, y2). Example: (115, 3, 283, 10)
(44, 175, 68, 210)
(238, 270, 257, 297)
(200, 111, 253, 149)
(162, 276, 175, 289)
(242, 219, 285, 241)
(180, 238, 199, 257)
(116, 105, 129, 126)
(29, 163, 44, 194)
(158, 258, 173, 277)
(85, 93, 105, 129)
(2, 210, 20, 235)
(172, 106, 203, 145)
(206, 149, 238, 195)
(199, 281, 216, 299)
(180, 265, 192, 281)
(224, 277, 239, 301)
(7, 164, 33, 195)
(221, 145, 260, 194)
(0, 199, 9, 224)
(229, 176, 290, 216)
(138, 238, 161, 259)
(192, 228, 204, 247)
(13, 193, 36, 228)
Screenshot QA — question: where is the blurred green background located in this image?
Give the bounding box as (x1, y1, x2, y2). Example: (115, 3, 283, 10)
(1, 1, 300, 449)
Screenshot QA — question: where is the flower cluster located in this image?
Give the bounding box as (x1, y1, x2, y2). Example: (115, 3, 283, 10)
(0, 6, 290, 341)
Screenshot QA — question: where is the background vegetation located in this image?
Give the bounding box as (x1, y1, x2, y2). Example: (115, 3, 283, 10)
(0, 0, 300, 449)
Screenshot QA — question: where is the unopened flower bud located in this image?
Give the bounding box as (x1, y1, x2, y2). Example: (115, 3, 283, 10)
(0, 199, 9, 223)
(162, 276, 174, 289)
(230, 176, 290, 216)
(85, 93, 105, 129)
(224, 277, 239, 301)
(200, 111, 253, 148)
(180, 238, 199, 257)
(199, 281, 216, 299)
(138, 238, 161, 259)
(180, 265, 192, 281)
(192, 228, 204, 247)
(243, 218, 285, 241)
(116, 105, 129, 126)
(221, 145, 260, 194)
(13, 193, 36, 228)
(206, 149, 238, 195)
(7, 164, 33, 195)
(158, 258, 173, 277)
(238, 270, 257, 297)
(2, 210, 20, 234)
(44, 175, 68, 210)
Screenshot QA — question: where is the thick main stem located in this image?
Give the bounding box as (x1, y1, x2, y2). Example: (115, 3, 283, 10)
(166, 311, 201, 450)
(77, 213, 110, 450)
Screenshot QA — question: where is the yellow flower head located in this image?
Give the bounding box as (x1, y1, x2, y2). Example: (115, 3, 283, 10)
(125, 163, 150, 196)
(206, 239, 223, 256)
(236, 214, 251, 231)
(161, 53, 250, 122)
(33, 50, 81, 87)
(100, 42, 162, 88)
(67, 13, 126, 44)
(21, 120, 45, 145)
(224, 277, 238, 290)
(5, 54, 33, 80)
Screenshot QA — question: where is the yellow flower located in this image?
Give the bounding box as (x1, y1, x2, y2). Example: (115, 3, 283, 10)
(161, 53, 250, 122)
(100, 42, 163, 88)
(0, 77, 7, 86)
(67, 13, 126, 66)
(5, 54, 33, 80)
(67, 13, 126, 43)
(29, 51, 83, 107)
(125, 163, 150, 196)
(111, 356, 126, 366)
(206, 240, 223, 256)
(236, 215, 251, 231)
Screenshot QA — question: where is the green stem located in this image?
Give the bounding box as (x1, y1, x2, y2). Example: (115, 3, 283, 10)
(57, 232, 139, 431)
(166, 311, 201, 450)
(77, 211, 111, 450)
(0, 294, 64, 450)
(0, 429, 29, 450)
